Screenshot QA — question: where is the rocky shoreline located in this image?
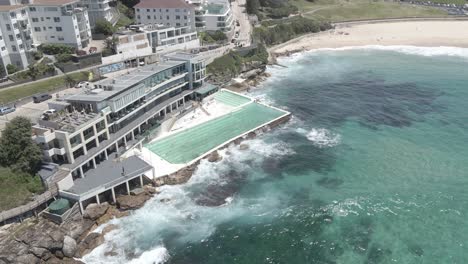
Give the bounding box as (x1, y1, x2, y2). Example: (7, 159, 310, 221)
(0, 186, 159, 264)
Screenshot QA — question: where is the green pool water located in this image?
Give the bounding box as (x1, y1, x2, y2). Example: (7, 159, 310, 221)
(214, 90, 251, 107)
(145, 102, 285, 164)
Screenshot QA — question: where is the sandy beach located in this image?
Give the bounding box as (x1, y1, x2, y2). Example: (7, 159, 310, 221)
(271, 20, 468, 55)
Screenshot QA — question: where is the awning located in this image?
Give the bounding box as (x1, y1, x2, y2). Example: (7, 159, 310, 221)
(195, 84, 218, 96)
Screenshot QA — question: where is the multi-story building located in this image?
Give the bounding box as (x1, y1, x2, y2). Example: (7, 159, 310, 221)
(0, 0, 92, 74)
(32, 53, 206, 211)
(80, 0, 118, 27)
(134, 0, 196, 32)
(0, 5, 35, 73)
(193, 0, 233, 34)
(131, 24, 199, 53)
(29, 0, 91, 49)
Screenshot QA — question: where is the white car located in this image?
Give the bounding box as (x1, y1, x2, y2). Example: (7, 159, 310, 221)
(43, 109, 57, 115)
(75, 81, 89, 89)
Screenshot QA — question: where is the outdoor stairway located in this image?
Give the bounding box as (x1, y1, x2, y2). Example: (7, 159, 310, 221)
(199, 104, 211, 116)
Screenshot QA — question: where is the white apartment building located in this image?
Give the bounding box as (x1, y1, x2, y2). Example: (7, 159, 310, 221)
(193, 0, 233, 34)
(132, 24, 199, 53)
(80, 0, 118, 27)
(29, 0, 91, 49)
(0, 5, 35, 73)
(0, 0, 92, 75)
(134, 0, 196, 32)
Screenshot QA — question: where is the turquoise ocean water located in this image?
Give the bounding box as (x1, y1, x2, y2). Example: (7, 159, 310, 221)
(83, 47, 468, 264)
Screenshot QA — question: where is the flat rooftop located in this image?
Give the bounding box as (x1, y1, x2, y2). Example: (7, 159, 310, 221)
(145, 90, 288, 164)
(66, 156, 152, 195)
(66, 60, 185, 102)
(39, 111, 100, 133)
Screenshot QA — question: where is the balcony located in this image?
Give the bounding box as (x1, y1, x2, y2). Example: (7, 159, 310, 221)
(35, 130, 56, 144)
(45, 148, 66, 157)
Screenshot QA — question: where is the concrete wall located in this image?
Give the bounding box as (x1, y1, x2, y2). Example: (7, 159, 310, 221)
(57, 173, 74, 190)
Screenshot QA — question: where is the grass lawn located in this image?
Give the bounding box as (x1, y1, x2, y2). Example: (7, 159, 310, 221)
(0, 167, 44, 212)
(0, 71, 90, 104)
(292, 0, 448, 22)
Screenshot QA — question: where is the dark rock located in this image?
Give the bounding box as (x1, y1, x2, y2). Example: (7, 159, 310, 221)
(239, 144, 249, 150)
(46, 256, 85, 264)
(29, 247, 48, 259)
(75, 232, 104, 258)
(54, 250, 64, 259)
(83, 202, 110, 220)
(159, 198, 171, 203)
(208, 151, 222, 162)
(117, 194, 151, 210)
(246, 132, 256, 139)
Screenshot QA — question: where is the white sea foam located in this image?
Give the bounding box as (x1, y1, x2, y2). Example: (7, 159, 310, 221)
(299, 128, 341, 148)
(128, 247, 169, 264)
(82, 138, 292, 264)
(307, 45, 468, 59)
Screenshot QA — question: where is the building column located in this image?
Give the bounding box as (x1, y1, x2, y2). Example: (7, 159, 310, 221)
(79, 201, 84, 214)
(104, 150, 108, 160)
(111, 188, 116, 203)
(125, 181, 130, 195)
(140, 175, 144, 187)
(79, 166, 84, 178)
(92, 158, 97, 169)
(131, 131, 135, 141)
(96, 194, 100, 205)
(123, 136, 127, 147)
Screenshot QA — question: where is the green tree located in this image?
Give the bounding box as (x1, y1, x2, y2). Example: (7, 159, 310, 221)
(0, 117, 42, 174)
(64, 73, 75, 88)
(104, 36, 119, 55)
(27, 65, 40, 80)
(6, 64, 18, 74)
(94, 19, 116, 36)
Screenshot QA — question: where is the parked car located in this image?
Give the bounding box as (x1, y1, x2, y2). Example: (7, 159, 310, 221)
(75, 81, 89, 89)
(43, 109, 57, 115)
(236, 20, 240, 27)
(32, 93, 52, 103)
(0, 106, 15, 115)
(89, 47, 97, 54)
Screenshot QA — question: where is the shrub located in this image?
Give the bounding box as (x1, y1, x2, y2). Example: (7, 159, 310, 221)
(32, 51, 43, 61)
(39, 43, 75, 55)
(6, 64, 18, 74)
(94, 19, 116, 36)
(56, 53, 74, 63)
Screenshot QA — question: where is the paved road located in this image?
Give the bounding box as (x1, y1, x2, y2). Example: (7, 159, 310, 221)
(231, 0, 252, 47)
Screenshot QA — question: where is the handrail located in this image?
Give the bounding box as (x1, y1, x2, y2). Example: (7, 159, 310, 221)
(0, 185, 59, 223)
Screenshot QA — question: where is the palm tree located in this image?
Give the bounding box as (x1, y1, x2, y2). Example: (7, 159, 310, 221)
(63, 73, 75, 88)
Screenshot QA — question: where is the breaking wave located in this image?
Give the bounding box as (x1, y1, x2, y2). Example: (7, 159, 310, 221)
(297, 128, 341, 148)
(309, 45, 468, 59)
(82, 138, 293, 264)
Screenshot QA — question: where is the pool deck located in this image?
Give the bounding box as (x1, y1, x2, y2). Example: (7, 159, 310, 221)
(140, 89, 291, 179)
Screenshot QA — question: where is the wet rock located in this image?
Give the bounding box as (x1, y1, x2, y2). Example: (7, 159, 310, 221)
(160, 198, 171, 203)
(208, 151, 222, 162)
(75, 233, 104, 258)
(83, 202, 110, 220)
(102, 224, 118, 236)
(117, 194, 151, 210)
(239, 144, 249, 150)
(233, 138, 243, 145)
(316, 177, 344, 189)
(62, 236, 77, 258)
(246, 132, 256, 139)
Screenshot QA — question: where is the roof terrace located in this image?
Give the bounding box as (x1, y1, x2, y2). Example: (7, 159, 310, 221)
(38, 111, 101, 133)
(66, 60, 185, 103)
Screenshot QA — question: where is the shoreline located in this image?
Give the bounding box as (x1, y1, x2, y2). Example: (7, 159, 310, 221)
(269, 20, 468, 58)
